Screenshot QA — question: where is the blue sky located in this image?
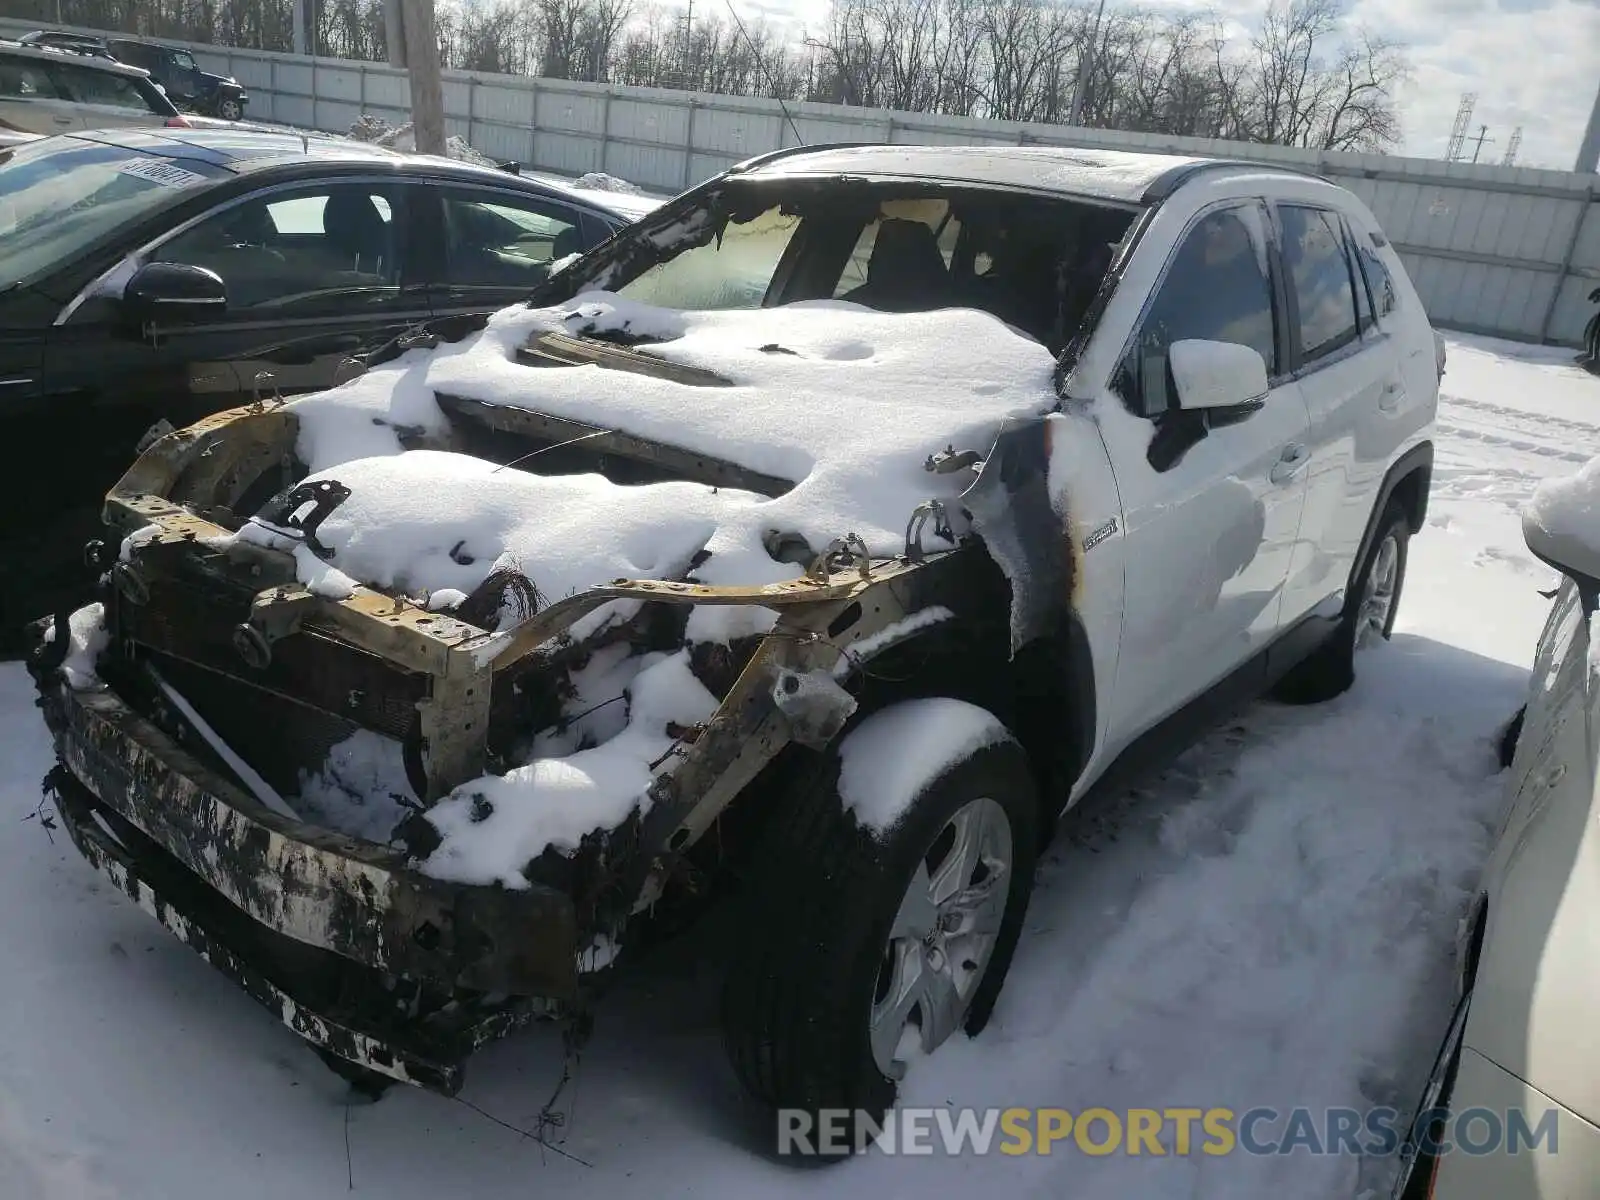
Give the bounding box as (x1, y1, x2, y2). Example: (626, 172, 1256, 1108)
(737, 0, 1599, 170)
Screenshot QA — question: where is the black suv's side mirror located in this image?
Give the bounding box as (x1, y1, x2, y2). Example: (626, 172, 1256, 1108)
(123, 262, 227, 327)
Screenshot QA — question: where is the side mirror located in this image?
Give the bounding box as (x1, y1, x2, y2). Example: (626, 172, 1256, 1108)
(1523, 460, 1600, 594)
(1169, 339, 1268, 419)
(123, 261, 226, 325)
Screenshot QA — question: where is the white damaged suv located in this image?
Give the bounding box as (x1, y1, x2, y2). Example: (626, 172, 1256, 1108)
(28, 144, 1439, 1142)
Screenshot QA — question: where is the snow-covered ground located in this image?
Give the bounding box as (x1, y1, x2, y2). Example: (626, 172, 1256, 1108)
(0, 333, 1593, 1199)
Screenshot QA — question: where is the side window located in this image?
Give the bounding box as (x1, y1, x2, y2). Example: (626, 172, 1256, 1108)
(50, 64, 152, 112)
(1280, 205, 1360, 365)
(0, 57, 63, 99)
(440, 191, 586, 289)
(1126, 205, 1277, 416)
(152, 183, 404, 311)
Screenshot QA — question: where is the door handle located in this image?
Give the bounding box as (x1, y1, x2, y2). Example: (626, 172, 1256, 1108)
(1270, 442, 1309, 485)
(1378, 381, 1404, 413)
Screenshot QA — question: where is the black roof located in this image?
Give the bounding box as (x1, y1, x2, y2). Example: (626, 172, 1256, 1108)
(48, 127, 653, 217)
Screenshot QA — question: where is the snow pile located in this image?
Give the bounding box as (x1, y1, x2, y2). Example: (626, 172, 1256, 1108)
(1524, 454, 1600, 577)
(241, 448, 759, 636)
(838, 698, 1013, 833)
(345, 115, 499, 166)
(294, 730, 416, 843)
(573, 171, 645, 196)
(43, 604, 108, 691)
(422, 650, 718, 887)
(276, 294, 1057, 647)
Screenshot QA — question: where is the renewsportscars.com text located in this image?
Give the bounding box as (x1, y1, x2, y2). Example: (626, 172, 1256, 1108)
(777, 1105, 1560, 1158)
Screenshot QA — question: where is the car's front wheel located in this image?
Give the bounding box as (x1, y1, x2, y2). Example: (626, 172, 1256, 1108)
(217, 97, 243, 121)
(722, 699, 1039, 1157)
(1277, 501, 1411, 704)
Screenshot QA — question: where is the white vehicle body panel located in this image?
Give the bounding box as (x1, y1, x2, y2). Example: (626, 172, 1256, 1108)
(1064, 168, 1439, 794)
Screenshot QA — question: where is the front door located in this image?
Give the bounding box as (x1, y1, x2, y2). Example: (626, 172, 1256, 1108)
(1104, 202, 1313, 746)
(42, 178, 431, 533)
(0, 55, 82, 136)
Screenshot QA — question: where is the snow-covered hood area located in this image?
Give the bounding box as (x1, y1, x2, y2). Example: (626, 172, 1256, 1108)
(253, 296, 1060, 643)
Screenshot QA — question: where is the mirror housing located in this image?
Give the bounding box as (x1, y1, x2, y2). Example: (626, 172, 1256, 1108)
(1169, 339, 1269, 417)
(1523, 460, 1600, 594)
(123, 261, 226, 325)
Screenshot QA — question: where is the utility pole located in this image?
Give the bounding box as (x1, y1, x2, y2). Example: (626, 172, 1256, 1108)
(1577, 77, 1600, 173)
(1068, 0, 1108, 128)
(680, 0, 694, 89)
(397, 0, 446, 155)
(383, 0, 406, 68)
(292, 0, 310, 56)
(1468, 124, 1493, 164)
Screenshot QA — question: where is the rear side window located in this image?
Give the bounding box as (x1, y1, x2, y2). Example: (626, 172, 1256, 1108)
(50, 63, 157, 112)
(1280, 205, 1359, 365)
(0, 55, 63, 99)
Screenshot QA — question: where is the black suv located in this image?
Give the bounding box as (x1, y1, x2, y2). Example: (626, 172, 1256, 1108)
(104, 38, 247, 121)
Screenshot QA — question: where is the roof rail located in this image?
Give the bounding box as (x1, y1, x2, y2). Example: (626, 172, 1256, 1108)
(1141, 156, 1327, 203)
(726, 142, 879, 176)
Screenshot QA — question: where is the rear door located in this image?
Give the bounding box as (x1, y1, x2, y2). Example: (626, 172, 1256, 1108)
(0, 52, 81, 136)
(47, 60, 169, 130)
(1272, 202, 1411, 627)
(418, 184, 605, 318)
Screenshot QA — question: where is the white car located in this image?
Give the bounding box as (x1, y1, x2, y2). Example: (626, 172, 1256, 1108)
(28, 144, 1440, 1137)
(1394, 459, 1600, 1198)
(0, 39, 187, 136)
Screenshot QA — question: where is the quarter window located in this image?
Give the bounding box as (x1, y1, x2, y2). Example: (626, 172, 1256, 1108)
(1127, 206, 1277, 416)
(1280, 205, 1360, 364)
(1357, 240, 1397, 321)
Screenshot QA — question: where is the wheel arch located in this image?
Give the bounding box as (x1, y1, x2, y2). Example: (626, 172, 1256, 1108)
(828, 602, 1097, 822)
(1346, 441, 1431, 606)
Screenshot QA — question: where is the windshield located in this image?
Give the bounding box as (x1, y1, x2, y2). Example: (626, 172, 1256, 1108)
(586, 181, 1136, 352)
(0, 140, 228, 289)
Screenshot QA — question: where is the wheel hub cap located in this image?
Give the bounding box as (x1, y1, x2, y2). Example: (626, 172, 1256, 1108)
(869, 796, 1013, 1081)
(1357, 533, 1399, 650)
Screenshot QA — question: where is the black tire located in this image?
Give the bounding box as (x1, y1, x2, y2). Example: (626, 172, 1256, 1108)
(1275, 502, 1410, 705)
(218, 97, 243, 121)
(721, 715, 1039, 1159)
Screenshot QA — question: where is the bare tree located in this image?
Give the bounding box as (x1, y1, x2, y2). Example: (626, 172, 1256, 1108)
(25, 0, 1408, 152)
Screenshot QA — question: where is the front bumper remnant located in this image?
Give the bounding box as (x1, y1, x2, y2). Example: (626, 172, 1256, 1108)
(36, 675, 580, 1094)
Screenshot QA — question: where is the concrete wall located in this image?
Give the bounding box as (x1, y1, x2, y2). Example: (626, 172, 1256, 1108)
(5, 18, 1596, 346)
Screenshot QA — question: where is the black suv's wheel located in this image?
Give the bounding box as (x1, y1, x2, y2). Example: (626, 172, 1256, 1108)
(217, 97, 243, 121)
(1276, 502, 1410, 704)
(722, 701, 1039, 1157)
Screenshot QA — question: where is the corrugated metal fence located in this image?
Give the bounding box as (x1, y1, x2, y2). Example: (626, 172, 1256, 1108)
(4, 18, 1597, 347)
